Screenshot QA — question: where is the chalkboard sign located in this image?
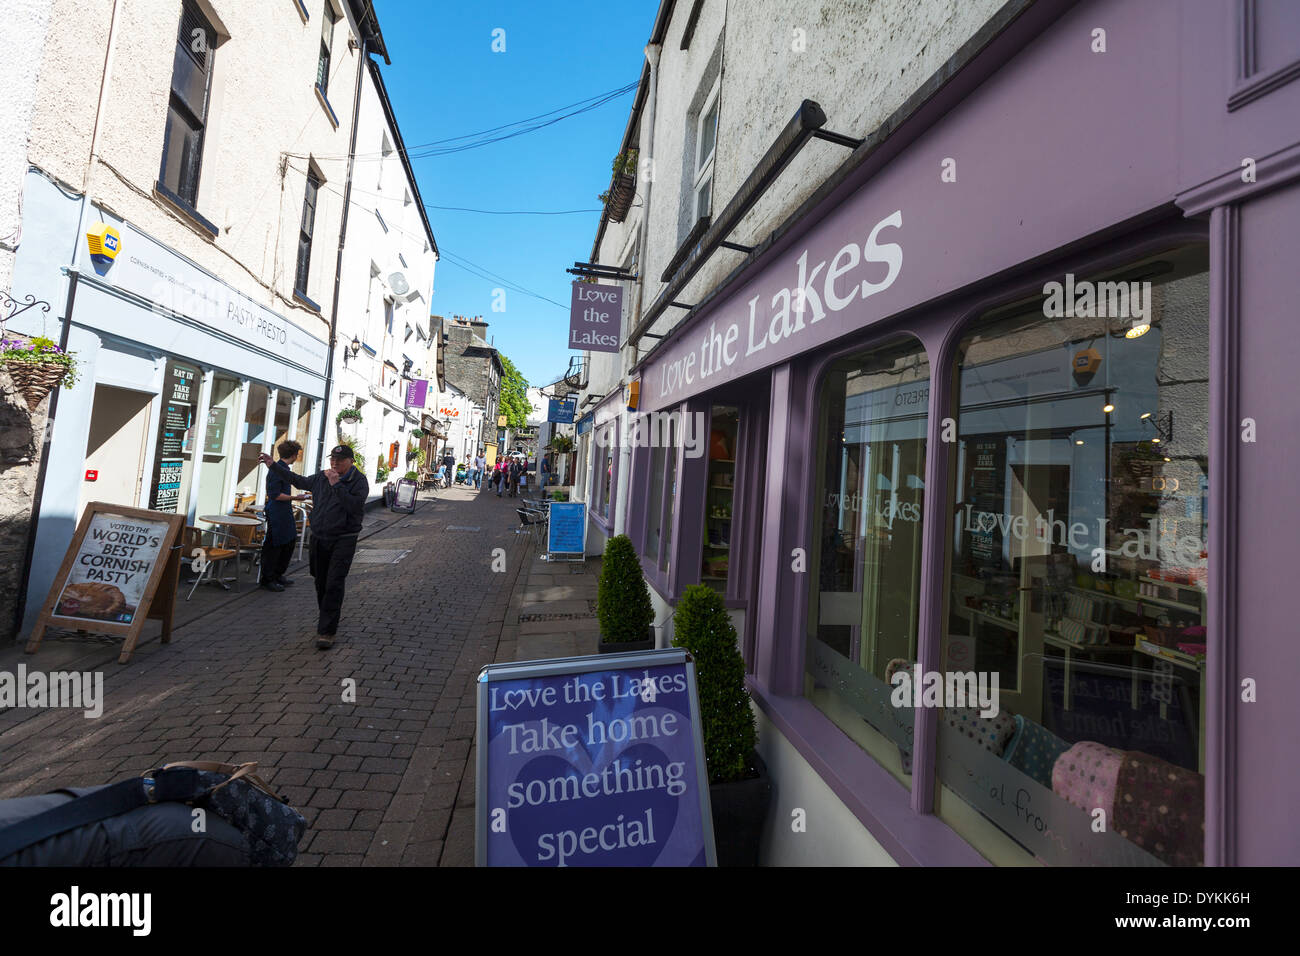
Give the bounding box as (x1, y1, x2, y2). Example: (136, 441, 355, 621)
(25, 503, 185, 664)
(547, 501, 585, 558)
(476, 648, 716, 867)
(392, 478, 417, 513)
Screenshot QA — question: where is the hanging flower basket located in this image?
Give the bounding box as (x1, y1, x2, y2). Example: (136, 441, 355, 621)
(1, 336, 78, 410)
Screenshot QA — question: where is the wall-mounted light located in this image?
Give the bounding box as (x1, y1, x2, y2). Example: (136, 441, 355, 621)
(1103, 403, 1115, 413)
(350, 336, 361, 357)
(1075, 439, 1085, 446)
(1125, 318, 1150, 339)
(1140, 412, 1152, 420)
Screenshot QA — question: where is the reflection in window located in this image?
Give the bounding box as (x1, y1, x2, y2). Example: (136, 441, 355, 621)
(805, 340, 930, 789)
(934, 246, 1209, 866)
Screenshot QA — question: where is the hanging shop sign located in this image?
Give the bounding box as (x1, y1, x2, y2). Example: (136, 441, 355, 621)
(569, 282, 621, 354)
(405, 378, 429, 408)
(25, 503, 184, 664)
(576, 412, 594, 436)
(476, 647, 716, 867)
(547, 397, 577, 424)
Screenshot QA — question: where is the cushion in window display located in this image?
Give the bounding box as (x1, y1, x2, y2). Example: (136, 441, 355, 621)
(943, 707, 1017, 756)
(1113, 751, 1204, 867)
(1003, 715, 1073, 790)
(1051, 741, 1124, 822)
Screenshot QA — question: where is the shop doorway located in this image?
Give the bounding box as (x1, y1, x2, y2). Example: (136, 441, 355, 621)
(79, 385, 155, 519)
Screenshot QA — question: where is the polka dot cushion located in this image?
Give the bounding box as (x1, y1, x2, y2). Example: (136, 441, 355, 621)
(1051, 741, 1124, 820)
(1005, 715, 1073, 789)
(1113, 751, 1204, 867)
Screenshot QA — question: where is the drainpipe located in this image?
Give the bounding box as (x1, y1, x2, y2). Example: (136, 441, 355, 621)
(317, 32, 369, 467)
(613, 40, 661, 537)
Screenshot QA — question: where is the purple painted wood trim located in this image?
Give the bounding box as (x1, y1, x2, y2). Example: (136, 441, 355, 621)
(588, 431, 619, 534)
(753, 364, 794, 693)
(670, 399, 707, 598)
(734, 389, 770, 664)
(749, 682, 989, 866)
(1176, 140, 1300, 216)
(1206, 204, 1238, 866)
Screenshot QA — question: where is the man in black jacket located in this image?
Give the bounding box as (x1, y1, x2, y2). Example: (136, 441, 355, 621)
(258, 444, 369, 648)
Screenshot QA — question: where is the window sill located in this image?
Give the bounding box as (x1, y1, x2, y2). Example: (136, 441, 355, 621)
(153, 182, 219, 238)
(747, 683, 990, 867)
(294, 0, 309, 23)
(315, 84, 340, 129)
(293, 289, 321, 313)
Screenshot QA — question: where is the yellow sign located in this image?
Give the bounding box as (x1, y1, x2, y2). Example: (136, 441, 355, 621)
(497, 415, 507, 428)
(625, 379, 640, 412)
(86, 222, 121, 262)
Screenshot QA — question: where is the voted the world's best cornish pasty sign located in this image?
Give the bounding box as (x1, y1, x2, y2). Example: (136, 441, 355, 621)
(569, 281, 622, 353)
(476, 649, 716, 866)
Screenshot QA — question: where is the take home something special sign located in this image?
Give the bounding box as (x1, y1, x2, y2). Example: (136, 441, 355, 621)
(476, 649, 716, 867)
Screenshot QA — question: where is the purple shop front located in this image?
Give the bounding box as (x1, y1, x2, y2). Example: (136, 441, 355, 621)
(617, 0, 1300, 866)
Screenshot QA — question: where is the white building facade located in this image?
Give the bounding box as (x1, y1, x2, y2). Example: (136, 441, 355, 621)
(328, 56, 438, 496)
(4, 0, 398, 635)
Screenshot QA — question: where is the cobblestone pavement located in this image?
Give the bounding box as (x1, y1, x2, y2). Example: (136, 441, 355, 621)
(0, 481, 531, 866)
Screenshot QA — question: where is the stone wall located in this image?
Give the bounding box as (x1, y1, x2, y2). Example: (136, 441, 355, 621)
(0, 366, 49, 643)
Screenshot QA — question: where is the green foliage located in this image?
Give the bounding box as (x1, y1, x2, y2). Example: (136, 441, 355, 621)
(409, 428, 424, 439)
(549, 432, 574, 454)
(596, 534, 653, 643)
(375, 454, 390, 482)
(336, 407, 362, 424)
(404, 470, 418, 480)
(1, 335, 79, 388)
(612, 148, 638, 177)
(672, 585, 756, 784)
(497, 354, 530, 430)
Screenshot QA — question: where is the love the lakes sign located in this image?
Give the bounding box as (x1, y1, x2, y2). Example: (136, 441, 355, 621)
(476, 649, 716, 867)
(569, 281, 622, 353)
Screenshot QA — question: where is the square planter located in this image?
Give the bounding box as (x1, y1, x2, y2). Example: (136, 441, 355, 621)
(597, 626, 655, 655)
(709, 751, 772, 867)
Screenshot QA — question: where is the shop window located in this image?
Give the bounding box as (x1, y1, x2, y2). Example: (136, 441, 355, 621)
(592, 422, 616, 521)
(195, 376, 244, 519)
(296, 402, 315, 472)
(160, 0, 217, 209)
(237, 383, 271, 504)
(933, 246, 1209, 866)
(295, 168, 321, 297)
(316, 2, 337, 96)
(805, 339, 930, 790)
(644, 417, 679, 573)
(701, 406, 738, 591)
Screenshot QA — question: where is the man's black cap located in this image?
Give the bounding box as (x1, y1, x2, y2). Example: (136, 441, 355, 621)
(328, 445, 355, 460)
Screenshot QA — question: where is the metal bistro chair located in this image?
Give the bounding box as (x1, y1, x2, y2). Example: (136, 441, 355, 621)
(183, 525, 241, 600)
(227, 511, 266, 578)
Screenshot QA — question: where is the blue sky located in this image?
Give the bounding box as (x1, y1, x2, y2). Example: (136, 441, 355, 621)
(370, 0, 657, 388)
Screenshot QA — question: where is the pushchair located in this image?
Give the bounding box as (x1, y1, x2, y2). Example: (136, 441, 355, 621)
(455, 464, 469, 485)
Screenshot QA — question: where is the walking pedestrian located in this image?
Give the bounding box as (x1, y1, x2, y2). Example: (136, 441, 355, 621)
(473, 450, 485, 490)
(442, 449, 456, 489)
(494, 459, 506, 497)
(258, 439, 310, 592)
(540, 454, 550, 490)
(508, 456, 521, 498)
(257, 444, 368, 649)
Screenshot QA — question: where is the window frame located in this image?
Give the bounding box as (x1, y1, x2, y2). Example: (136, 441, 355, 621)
(159, 0, 217, 212)
(692, 76, 721, 226)
(317, 1, 337, 96)
(294, 167, 322, 298)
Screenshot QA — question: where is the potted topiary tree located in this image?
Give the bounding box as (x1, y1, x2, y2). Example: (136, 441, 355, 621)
(671, 583, 771, 866)
(596, 534, 655, 654)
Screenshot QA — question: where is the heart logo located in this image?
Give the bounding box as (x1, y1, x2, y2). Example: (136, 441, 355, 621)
(503, 690, 528, 710)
